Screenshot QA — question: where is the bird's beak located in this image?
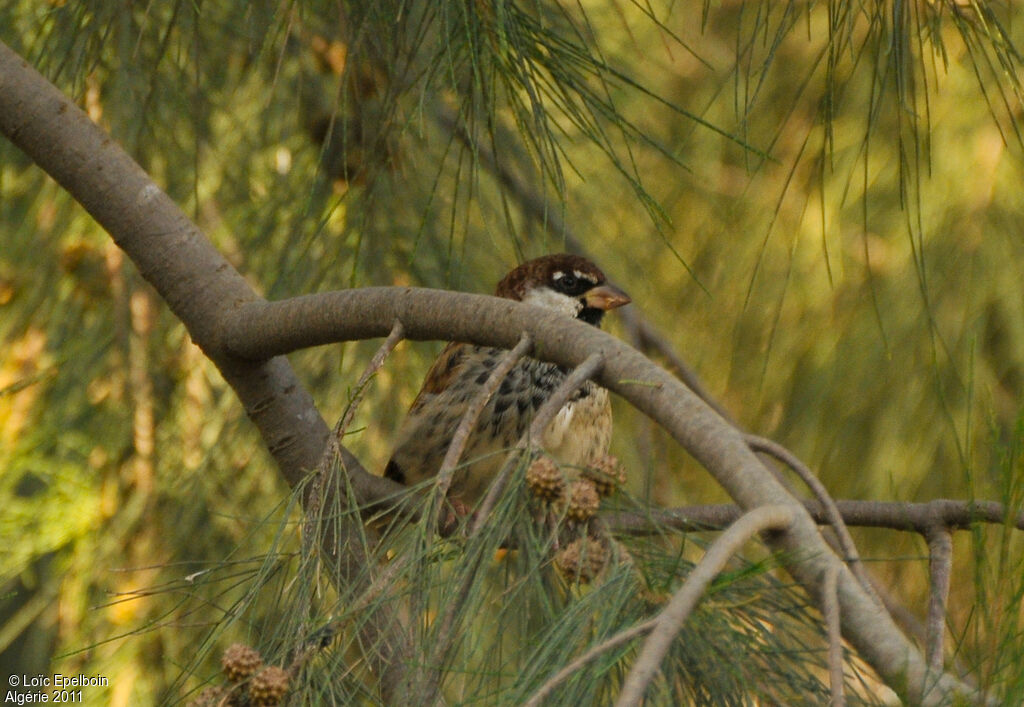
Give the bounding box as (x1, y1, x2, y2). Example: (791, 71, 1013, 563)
(583, 284, 631, 311)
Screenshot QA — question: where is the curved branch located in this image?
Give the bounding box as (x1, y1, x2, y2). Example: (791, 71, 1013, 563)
(745, 433, 881, 605)
(221, 291, 978, 704)
(522, 619, 658, 707)
(615, 505, 797, 707)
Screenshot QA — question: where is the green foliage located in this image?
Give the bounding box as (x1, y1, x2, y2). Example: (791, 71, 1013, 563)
(963, 415, 1024, 702)
(2, 0, 1024, 703)
(175, 465, 883, 705)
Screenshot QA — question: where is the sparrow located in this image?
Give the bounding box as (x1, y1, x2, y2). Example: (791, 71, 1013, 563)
(385, 253, 630, 504)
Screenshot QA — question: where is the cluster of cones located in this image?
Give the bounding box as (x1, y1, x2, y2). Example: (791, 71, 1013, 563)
(525, 453, 627, 583)
(188, 644, 290, 707)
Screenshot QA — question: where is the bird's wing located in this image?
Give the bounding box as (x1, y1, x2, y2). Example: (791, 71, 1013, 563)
(386, 343, 479, 485)
(407, 341, 471, 413)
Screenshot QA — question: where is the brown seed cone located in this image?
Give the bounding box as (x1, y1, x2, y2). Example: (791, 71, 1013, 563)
(186, 685, 231, 707)
(221, 643, 263, 683)
(525, 456, 566, 502)
(248, 665, 291, 707)
(584, 454, 626, 497)
(565, 479, 600, 523)
(555, 537, 609, 583)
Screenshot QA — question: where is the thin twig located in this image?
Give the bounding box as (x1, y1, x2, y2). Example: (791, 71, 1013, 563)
(473, 352, 605, 532)
(530, 353, 606, 440)
(416, 353, 607, 704)
(522, 619, 657, 707)
(604, 498, 1024, 535)
(823, 563, 846, 707)
(925, 526, 953, 676)
(406, 334, 534, 698)
(291, 550, 416, 674)
(335, 319, 405, 439)
(744, 433, 882, 606)
(291, 320, 411, 697)
(304, 319, 407, 548)
(614, 505, 796, 707)
(303, 321, 406, 548)
(624, 314, 736, 423)
(434, 333, 533, 500)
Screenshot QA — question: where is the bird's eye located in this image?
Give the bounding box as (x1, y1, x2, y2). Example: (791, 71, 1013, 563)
(556, 274, 577, 291)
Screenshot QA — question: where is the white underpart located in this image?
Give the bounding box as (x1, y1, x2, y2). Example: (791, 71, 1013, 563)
(542, 402, 575, 449)
(541, 387, 612, 469)
(523, 282, 610, 470)
(521, 286, 583, 317)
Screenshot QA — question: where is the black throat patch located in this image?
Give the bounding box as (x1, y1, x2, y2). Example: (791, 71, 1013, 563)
(578, 306, 605, 327)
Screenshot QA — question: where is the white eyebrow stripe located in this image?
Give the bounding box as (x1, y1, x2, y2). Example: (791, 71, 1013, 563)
(553, 270, 565, 279)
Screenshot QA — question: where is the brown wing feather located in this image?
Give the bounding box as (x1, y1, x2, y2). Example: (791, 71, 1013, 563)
(386, 342, 474, 485)
(407, 342, 470, 412)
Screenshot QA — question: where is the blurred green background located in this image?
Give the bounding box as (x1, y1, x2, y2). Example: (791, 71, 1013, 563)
(2, 0, 1023, 703)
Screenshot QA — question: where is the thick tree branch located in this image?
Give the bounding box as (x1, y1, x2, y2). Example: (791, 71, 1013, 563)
(0, 41, 377, 495)
(221, 291, 980, 704)
(0, 40, 405, 698)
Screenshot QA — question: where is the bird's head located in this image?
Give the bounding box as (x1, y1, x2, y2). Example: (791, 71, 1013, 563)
(495, 254, 631, 327)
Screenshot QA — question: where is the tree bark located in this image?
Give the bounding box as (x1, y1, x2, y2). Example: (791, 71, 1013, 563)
(0, 40, 406, 699)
